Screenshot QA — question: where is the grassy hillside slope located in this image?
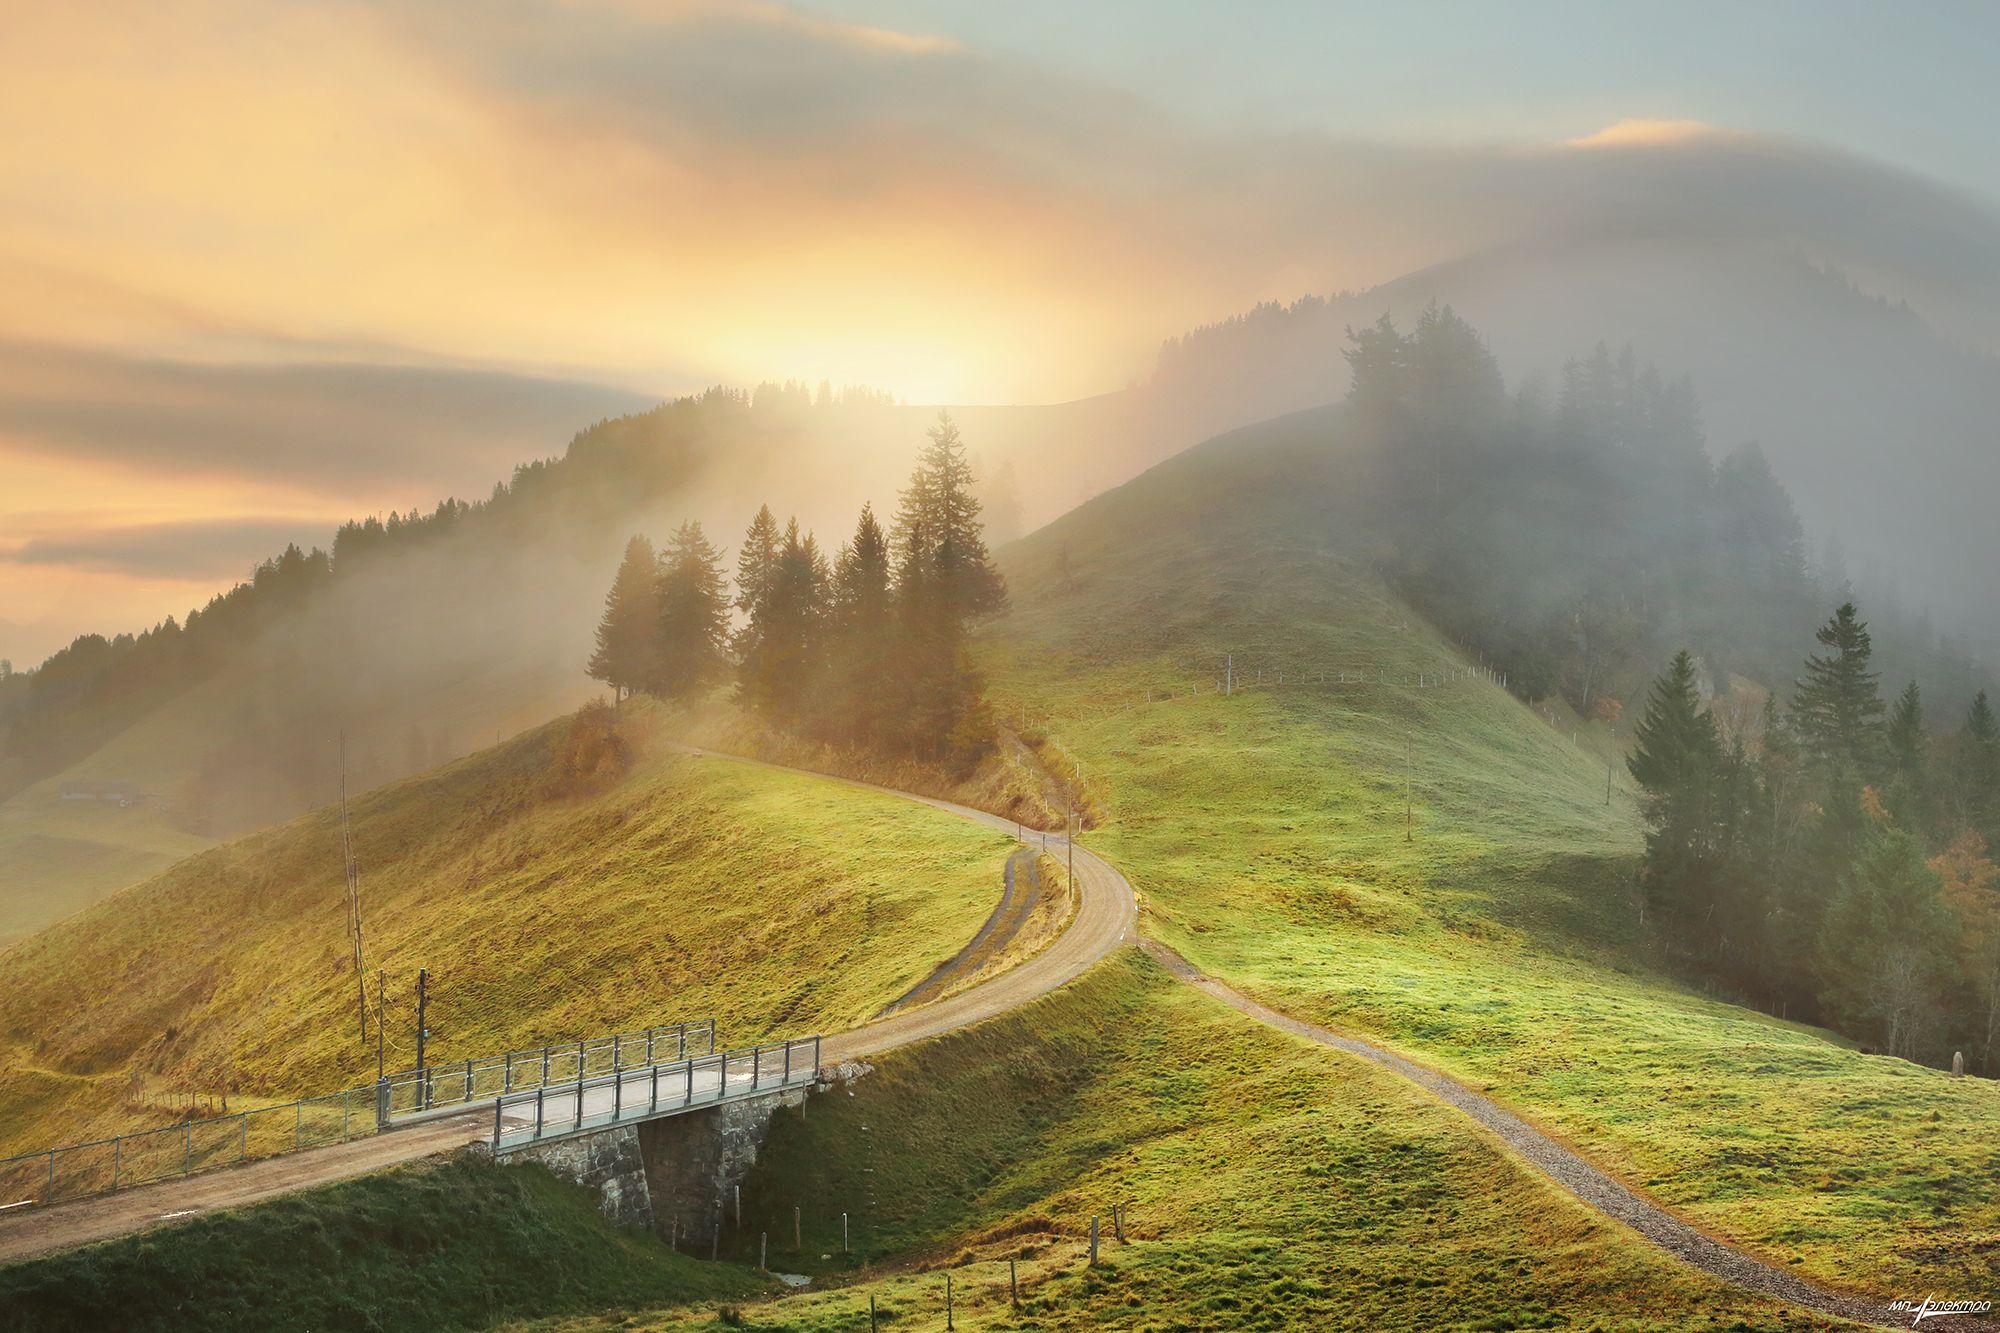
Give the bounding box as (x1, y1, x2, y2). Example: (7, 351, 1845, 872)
(0, 1158, 762, 1333)
(0, 703, 1013, 1158)
(523, 952, 1842, 1332)
(974, 405, 2000, 1296)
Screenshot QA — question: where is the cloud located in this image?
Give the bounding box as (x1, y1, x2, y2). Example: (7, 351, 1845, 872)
(0, 340, 657, 495)
(3, 517, 331, 579)
(1564, 118, 1736, 148)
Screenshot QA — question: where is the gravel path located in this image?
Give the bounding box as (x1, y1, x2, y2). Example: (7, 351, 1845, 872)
(1141, 939, 1993, 1332)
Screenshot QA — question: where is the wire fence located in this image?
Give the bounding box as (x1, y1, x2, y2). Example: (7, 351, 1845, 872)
(0, 1019, 715, 1211)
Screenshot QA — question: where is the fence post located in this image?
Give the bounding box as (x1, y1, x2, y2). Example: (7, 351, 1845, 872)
(578, 1038, 586, 1079)
(536, 1086, 545, 1137)
(575, 1069, 585, 1131)
(614, 1065, 623, 1119)
(752, 1045, 762, 1090)
(783, 1041, 791, 1084)
(112, 1137, 121, 1191)
(542, 1045, 551, 1085)
(651, 1061, 660, 1112)
(493, 1097, 503, 1149)
(947, 1272, 954, 1330)
(464, 1058, 473, 1101)
(677, 1025, 687, 1061)
(645, 1028, 655, 1065)
(505, 1051, 513, 1091)
(295, 1100, 302, 1148)
(376, 1078, 390, 1129)
(686, 1058, 695, 1106)
(1089, 1215, 1098, 1265)
(183, 1122, 192, 1175)
(614, 1033, 622, 1070)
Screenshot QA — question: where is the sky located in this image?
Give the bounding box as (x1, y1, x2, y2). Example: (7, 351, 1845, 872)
(4, 0, 1999, 667)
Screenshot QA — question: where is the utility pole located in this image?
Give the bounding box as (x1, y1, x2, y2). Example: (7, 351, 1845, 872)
(1067, 810, 1076, 898)
(1225, 654, 1233, 696)
(1404, 732, 1414, 843)
(339, 731, 369, 1045)
(415, 967, 429, 1104)
(375, 970, 386, 1081)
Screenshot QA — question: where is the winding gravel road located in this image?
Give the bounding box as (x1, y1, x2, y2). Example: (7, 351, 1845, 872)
(2, 745, 1984, 1333)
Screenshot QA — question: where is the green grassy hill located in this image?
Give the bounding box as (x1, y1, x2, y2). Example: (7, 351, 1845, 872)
(967, 404, 2000, 1296)
(0, 702, 1014, 1158)
(509, 952, 1840, 1332)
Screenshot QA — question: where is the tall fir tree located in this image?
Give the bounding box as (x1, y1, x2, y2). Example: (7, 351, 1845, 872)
(1961, 690, 2000, 841)
(892, 412, 1007, 623)
(585, 535, 658, 701)
(827, 503, 894, 744)
(653, 521, 731, 698)
(1628, 650, 1725, 933)
(1885, 680, 1929, 826)
(1790, 602, 1886, 778)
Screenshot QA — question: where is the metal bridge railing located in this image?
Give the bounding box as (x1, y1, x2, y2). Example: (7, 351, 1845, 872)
(381, 1020, 716, 1120)
(489, 1035, 820, 1153)
(0, 1017, 716, 1212)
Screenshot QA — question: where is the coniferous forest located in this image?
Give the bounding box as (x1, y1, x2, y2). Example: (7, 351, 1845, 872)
(585, 413, 1006, 770)
(1342, 306, 1998, 1070)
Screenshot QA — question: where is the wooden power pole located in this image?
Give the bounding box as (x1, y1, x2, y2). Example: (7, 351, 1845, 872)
(339, 731, 369, 1045)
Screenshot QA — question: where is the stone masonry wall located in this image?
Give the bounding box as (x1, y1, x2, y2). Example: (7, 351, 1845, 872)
(638, 1087, 807, 1247)
(500, 1123, 655, 1231)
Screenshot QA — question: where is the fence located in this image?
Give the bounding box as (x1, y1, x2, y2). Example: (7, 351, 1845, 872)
(382, 1020, 716, 1120)
(0, 1018, 715, 1211)
(490, 1036, 820, 1153)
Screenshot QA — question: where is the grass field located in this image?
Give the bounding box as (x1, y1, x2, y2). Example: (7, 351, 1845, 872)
(512, 951, 1848, 1332)
(0, 785, 209, 950)
(964, 405, 2000, 1298)
(0, 1157, 764, 1333)
(0, 703, 1014, 1158)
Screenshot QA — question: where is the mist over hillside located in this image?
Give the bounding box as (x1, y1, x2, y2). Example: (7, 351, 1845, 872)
(1146, 233, 2000, 654)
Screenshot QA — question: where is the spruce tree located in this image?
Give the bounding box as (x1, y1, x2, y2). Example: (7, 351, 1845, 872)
(733, 505, 782, 703)
(1628, 649, 1723, 932)
(585, 535, 658, 701)
(1790, 603, 1885, 777)
(654, 521, 730, 699)
(828, 503, 894, 744)
(1962, 690, 2000, 840)
(891, 412, 1007, 622)
(1885, 681, 1928, 825)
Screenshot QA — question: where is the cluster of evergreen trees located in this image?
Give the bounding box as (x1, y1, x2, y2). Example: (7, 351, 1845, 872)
(1342, 306, 1988, 721)
(1630, 609, 2000, 1069)
(586, 414, 1007, 767)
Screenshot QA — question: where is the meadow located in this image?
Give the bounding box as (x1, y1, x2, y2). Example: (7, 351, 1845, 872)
(970, 407, 2000, 1298)
(510, 951, 1850, 1333)
(0, 703, 1013, 1158)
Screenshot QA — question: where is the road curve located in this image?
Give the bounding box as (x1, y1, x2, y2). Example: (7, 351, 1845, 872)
(0, 746, 1135, 1266)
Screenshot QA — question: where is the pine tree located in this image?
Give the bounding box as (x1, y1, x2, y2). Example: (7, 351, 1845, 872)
(828, 503, 894, 743)
(1791, 603, 1885, 777)
(891, 412, 1006, 623)
(1961, 690, 2000, 840)
(740, 519, 828, 724)
(733, 505, 782, 701)
(1885, 681, 1928, 824)
(654, 521, 730, 699)
(1628, 650, 1724, 933)
(586, 535, 658, 701)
